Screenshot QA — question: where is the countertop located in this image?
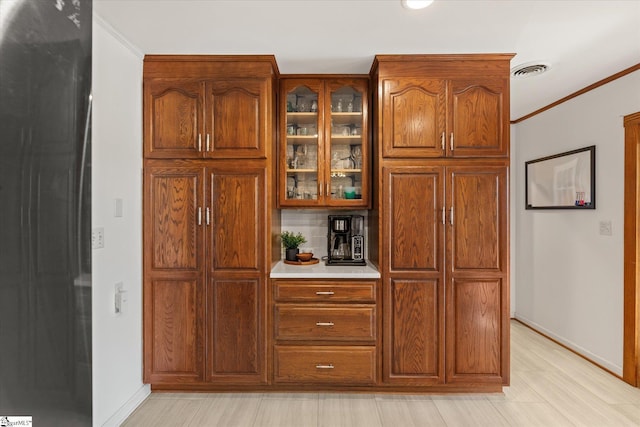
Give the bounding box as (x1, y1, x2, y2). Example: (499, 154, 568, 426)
(270, 260, 381, 279)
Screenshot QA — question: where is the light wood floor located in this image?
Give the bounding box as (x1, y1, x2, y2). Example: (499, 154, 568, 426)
(122, 321, 640, 426)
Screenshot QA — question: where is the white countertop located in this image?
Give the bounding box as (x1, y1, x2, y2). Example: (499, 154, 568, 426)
(270, 260, 381, 279)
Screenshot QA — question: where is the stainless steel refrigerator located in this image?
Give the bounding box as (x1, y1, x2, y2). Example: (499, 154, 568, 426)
(0, 0, 92, 425)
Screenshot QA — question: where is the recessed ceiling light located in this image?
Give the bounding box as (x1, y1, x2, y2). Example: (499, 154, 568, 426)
(401, 0, 434, 10)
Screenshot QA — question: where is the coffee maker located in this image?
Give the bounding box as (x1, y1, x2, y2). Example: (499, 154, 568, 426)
(326, 215, 366, 266)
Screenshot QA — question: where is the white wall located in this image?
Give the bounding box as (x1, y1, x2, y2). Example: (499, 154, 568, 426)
(92, 16, 147, 427)
(513, 69, 640, 375)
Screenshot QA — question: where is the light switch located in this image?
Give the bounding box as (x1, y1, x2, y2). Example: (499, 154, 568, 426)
(599, 220, 612, 236)
(114, 198, 123, 217)
(115, 282, 127, 315)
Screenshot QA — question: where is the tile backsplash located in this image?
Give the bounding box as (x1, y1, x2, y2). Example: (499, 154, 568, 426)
(280, 209, 369, 260)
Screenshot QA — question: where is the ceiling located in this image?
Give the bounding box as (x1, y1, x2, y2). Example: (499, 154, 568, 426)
(94, 0, 640, 120)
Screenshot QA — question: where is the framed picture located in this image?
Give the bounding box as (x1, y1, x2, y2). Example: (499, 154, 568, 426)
(525, 145, 596, 209)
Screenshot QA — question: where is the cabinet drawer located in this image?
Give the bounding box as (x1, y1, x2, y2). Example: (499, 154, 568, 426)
(275, 305, 376, 341)
(274, 346, 376, 384)
(273, 281, 376, 302)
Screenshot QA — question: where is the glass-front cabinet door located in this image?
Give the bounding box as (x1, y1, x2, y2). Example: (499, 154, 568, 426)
(281, 80, 323, 206)
(279, 77, 369, 208)
(326, 79, 368, 207)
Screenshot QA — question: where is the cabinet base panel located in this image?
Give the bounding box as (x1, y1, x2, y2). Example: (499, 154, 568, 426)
(149, 384, 504, 394)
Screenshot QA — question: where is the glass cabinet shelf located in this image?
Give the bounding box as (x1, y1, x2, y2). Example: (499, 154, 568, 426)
(286, 136, 319, 143)
(330, 136, 362, 141)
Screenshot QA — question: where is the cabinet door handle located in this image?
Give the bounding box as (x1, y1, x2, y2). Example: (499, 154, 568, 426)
(316, 322, 334, 327)
(450, 207, 454, 225)
(198, 207, 202, 226)
(315, 364, 334, 369)
(441, 132, 445, 150)
(318, 182, 323, 197)
(326, 183, 330, 198)
(206, 134, 211, 152)
(198, 134, 202, 152)
(315, 291, 335, 295)
(442, 206, 445, 225)
(206, 207, 211, 226)
(450, 132, 454, 151)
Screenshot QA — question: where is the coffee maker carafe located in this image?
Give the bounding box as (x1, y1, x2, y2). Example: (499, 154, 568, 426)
(327, 215, 366, 266)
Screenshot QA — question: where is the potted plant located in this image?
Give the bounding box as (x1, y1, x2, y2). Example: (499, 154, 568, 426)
(281, 231, 307, 261)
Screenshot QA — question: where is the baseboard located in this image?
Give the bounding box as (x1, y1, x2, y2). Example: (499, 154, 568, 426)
(513, 314, 622, 377)
(101, 384, 151, 427)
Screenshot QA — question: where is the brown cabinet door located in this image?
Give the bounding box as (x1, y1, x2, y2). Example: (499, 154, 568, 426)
(383, 167, 444, 273)
(446, 277, 504, 384)
(448, 79, 508, 157)
(325, 78, 370, 208)
(207, 278, 266, 384)
(383, 167, 445, 385)
(446, 166, 507, 274)
(205, 79, 268, 159)
(384, 278, 444, 384)
(381, 78, 446, 158)
(445, 165, 508, 384)
(144, 166, 204, 273)
(279, 77, 370, 208)
(279, 78, 324, 207)
(143, 165, 205, 383)
(144, 80, 203, 159)
(207, 167, 265, 273)
(144, 277, 204, 383)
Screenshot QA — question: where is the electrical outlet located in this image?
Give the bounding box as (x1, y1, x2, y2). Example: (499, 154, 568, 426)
(92, 227, 104, 249)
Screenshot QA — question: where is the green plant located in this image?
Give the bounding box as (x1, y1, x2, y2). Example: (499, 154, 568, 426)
(280, 231, 307, 249)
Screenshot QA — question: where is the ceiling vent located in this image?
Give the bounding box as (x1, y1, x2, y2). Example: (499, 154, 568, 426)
(511, 62, 551, 79)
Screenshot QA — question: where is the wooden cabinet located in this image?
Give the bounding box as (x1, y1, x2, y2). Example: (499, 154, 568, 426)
(382, 164, 508, 386)
(372, 54, 512, 390)
(144, 57, 275, 159)
(143, 163, 268, 385)
(278, 77, 370, 208)
(377, 58, 509, 159)
(141, 53, 511, 393)
(143, 55, 277, 388)
(272, 280, 378, 385)
(144, 78, 269, 159)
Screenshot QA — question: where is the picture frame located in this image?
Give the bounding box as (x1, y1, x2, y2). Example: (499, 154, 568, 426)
(525, 145, 596, 209)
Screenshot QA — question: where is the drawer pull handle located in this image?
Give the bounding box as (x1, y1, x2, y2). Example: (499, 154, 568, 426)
(315, 291, 335, 295)
(315, 364, 334, 369)
(316, 322, 334, 327)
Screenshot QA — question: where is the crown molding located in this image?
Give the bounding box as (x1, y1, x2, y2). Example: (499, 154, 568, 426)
(512, 63, 640, 124)
(93, 12, 144, 60)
